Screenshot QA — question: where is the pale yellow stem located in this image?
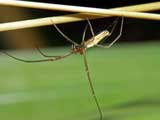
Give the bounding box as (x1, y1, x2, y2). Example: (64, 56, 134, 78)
(0, 1, 159, 12)
(0, 1, 160, 32)
(0, 1, 160, 20)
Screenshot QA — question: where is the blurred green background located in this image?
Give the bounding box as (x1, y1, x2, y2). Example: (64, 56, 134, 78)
(0, 43, 160, 120)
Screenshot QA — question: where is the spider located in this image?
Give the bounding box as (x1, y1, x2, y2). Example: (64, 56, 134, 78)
(4, 17, 124, 120)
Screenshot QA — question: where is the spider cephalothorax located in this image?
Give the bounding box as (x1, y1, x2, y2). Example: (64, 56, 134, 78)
(72, 45, 86, 55)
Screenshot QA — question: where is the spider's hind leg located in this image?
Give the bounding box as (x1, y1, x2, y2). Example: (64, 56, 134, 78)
(96, 17, 124, 48)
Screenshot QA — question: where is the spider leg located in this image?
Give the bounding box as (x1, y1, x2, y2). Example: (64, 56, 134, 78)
(50, 19, 78, 46)
(106, 17, 120, 36)
(82, 51, 103, 120)
(87, 18, 95, 40)
(35, 44, 63, 58)
(81, 24, 88, 44)
(96, 17, 124, 48)
(3, 51, 73, 63)
(86, 18, 95, 41)
(95, 17, 119, 46)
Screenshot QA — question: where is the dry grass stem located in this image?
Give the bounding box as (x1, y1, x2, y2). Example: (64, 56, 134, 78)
(0, 1, 160, 20)
(0, 1, 160, 32)
(0, 1, 160, 12)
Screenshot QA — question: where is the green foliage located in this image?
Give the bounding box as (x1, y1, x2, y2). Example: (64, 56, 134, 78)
(0, 42, 160, 120)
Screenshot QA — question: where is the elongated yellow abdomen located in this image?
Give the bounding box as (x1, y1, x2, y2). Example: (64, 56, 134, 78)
(84, 30, 110, 48)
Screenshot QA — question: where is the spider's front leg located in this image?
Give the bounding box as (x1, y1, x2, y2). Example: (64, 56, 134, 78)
(50, 19, 78, 46)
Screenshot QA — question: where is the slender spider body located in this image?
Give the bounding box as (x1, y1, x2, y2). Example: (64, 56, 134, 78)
(72, 30, 110, 55)
(84, 30, 110, 48)
(4, 17, 124, 120)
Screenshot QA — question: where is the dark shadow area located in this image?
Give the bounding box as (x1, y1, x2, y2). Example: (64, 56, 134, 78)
(110, 99, 160, 109)
(91, 98, 160, 120)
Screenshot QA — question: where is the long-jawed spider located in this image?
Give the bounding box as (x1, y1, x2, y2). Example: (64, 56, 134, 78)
(4, 17, 124, 120)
